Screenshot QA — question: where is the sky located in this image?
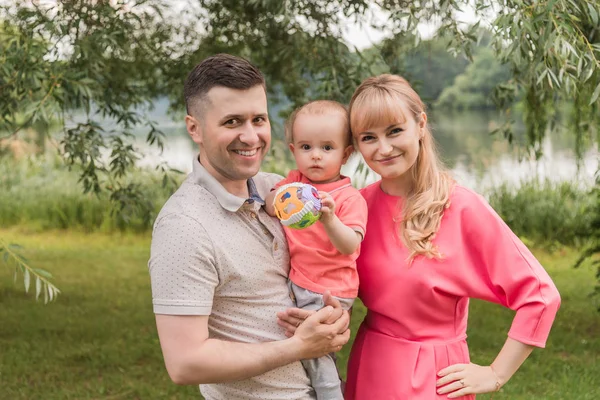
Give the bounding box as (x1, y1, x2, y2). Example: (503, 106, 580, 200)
(161, 0, 482, 50)
(340, 4, 480, 50)
(2, 0, 481, 51)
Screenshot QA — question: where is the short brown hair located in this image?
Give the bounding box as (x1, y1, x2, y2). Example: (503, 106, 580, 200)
(184, 53, 266, 115)
(285, 100, 351, 145)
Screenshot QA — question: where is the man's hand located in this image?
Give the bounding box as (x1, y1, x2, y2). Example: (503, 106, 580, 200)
(277, 291, 350, 337)
(288, 292, 351, 358)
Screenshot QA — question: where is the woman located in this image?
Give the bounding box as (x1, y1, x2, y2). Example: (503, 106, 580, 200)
(278, 74, 561, 399)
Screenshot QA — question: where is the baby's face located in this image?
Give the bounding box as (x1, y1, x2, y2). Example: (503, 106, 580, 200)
(289, 113, 352, 184)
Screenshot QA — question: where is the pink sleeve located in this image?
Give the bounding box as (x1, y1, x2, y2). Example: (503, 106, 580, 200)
(272, 169, 302, 190)
(337, 192, 368, 237)
(459, 190, 561, 347)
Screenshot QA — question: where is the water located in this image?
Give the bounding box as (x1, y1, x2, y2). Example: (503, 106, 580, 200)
(132, 107, 598, 192)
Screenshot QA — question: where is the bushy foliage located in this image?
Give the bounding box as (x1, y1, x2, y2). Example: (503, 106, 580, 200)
(0, 155, 178, 232)
(488, 180, 594, 247)
(436, 47, 511, 110)
(574, 171, 600, 307)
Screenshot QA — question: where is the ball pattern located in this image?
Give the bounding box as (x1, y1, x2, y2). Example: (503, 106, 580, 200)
(273, 183, 321, 229)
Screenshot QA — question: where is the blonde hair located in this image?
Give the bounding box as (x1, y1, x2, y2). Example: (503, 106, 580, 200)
(349, 74, 454, 261)
(285, 100, 351, 146)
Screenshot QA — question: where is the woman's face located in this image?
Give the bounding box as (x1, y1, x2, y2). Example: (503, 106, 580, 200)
(353, 103, 426, 181)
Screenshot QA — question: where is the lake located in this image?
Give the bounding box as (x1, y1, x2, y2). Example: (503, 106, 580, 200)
(133, 105, 598, 192)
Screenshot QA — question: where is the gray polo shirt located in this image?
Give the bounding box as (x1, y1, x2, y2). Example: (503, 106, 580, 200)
(149, 156, 313, 400)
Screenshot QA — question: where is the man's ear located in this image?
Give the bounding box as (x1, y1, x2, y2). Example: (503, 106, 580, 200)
(185, 115, 203, 145)
(342, 145, 354, 165)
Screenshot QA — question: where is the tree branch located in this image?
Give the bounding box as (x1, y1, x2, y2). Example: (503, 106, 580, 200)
(0, 78, 61, 141)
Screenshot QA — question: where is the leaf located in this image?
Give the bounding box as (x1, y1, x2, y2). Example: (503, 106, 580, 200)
(590, 82, 600, 105)
(548, 69, 560, 88)
(536, 69, 548, 86)
(24, 268, 30, 293)
(33, 268, 53, 279)
(589, 3, 599, 26)
(36, 277, 42, 300)
(583, 62, 595, 82)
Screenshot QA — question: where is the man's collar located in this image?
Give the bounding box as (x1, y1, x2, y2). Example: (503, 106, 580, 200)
(191, 155, 265, 212)
(246, 178, 265, 206)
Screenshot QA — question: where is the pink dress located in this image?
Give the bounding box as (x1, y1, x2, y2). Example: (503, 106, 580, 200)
(345, 183, 561, 400)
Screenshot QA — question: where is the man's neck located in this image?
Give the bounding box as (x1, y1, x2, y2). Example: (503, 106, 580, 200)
(220, 180, 250, 198)
(198, 156, 250, 198)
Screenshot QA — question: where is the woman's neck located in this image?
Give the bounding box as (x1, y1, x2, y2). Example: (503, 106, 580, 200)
(380, 174, 414, 197)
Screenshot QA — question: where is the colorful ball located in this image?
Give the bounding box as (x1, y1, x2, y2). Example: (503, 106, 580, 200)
(273, 183, 322, 229)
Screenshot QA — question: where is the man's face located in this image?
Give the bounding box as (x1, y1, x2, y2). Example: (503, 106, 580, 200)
(186, 85, 271, 188)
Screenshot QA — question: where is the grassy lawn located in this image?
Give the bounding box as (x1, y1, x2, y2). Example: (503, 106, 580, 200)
(1, 227, 598, 399)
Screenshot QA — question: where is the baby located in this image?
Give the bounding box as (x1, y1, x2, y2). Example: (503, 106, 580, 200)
(265, 100, 368, 400)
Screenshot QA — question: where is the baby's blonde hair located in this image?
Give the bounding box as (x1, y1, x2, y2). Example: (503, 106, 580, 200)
(285, 100, 351, 146)
(349, 74, 455, 261)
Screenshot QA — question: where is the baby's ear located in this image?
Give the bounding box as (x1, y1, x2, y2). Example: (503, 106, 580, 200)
(342, 145, 354, 164)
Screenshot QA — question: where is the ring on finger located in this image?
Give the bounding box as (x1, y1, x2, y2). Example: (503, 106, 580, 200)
(460, 379, 465, 388)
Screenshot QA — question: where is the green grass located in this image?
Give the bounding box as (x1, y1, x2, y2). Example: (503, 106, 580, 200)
(1, 229, 599, 400)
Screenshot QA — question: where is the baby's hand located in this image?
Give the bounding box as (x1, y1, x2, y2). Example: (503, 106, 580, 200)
(319, 191, 335, 223)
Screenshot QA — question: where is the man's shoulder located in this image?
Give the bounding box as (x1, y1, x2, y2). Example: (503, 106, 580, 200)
(255, 170, 284, 185)
(156, 179, 221, 224)
(253, 171, 284, 196)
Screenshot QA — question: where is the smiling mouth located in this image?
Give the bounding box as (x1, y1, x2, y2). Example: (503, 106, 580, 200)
(233, 149, 259, 157)
(377, 154, 404, 162)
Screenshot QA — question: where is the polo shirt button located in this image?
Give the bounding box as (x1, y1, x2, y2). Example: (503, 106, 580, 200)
(274, 242, 279, 251)
(250, 212, 257, 219)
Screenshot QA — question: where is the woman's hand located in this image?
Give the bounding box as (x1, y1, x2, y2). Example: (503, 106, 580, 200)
(436, 363, 502, 398)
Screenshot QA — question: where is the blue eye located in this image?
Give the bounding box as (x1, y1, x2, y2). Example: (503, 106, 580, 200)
(361, 135, 375, 142)
(390, 128, 403, 135)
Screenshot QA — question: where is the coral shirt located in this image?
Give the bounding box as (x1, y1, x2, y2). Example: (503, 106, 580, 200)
(345, 183, 561, 400)
(275, 170, 368, 298)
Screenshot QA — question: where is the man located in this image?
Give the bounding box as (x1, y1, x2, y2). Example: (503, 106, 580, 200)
(148, 53, 350, 400)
